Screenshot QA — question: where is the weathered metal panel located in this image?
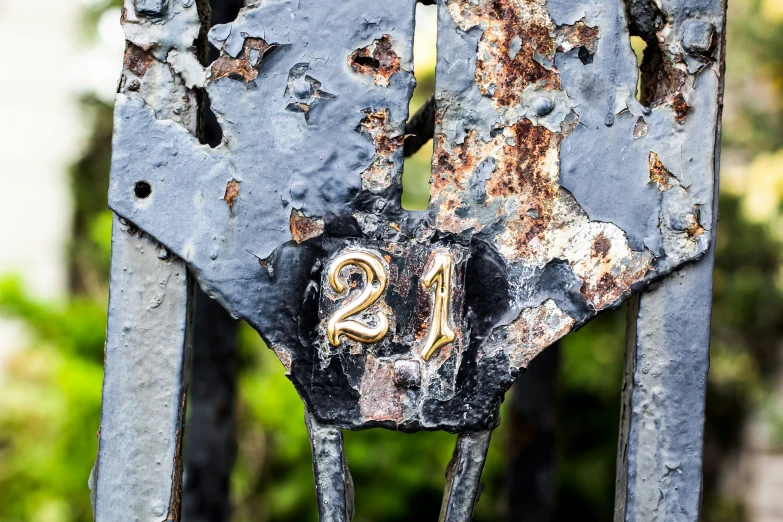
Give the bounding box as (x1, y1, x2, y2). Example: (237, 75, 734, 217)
(106, 0, 725, 436)
(93, 0, 205, 520)
(100, 0, 728, 518)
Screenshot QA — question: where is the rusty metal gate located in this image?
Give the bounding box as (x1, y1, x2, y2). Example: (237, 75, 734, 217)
(90, 0, 727, 520)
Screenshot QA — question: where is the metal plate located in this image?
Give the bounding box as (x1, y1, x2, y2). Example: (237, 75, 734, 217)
(109, 0, 722, 431)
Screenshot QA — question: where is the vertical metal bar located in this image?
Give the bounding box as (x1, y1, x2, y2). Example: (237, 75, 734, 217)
(181, 291, 238, 522)
(615, 2, 727, 520)
(94, 220, 193, 521)
(439, 430, 492, 522)
(180, 1, 245, 520)
(305, 410, 355, 522)
(92, 1, 207, 520)
(507, 345, 559, 522)
(614, 251, 716, 522)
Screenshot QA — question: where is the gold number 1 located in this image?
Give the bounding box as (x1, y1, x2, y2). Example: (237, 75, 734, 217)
(420, 252, 456, 361)
(326, 251, 389, 347)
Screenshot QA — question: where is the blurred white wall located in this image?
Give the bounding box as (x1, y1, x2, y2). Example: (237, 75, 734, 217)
(0, 0, 123, 362)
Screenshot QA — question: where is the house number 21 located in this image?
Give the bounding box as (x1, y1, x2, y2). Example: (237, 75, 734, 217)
(326, 250, 456, 362)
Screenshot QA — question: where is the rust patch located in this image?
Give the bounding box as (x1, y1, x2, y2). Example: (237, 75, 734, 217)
(554, 20, 600, 54)
(289, 210, 325, 244)
(671, 93, 691, 123)
(349, 35, 401, 87)
(359, 356, 403, 422)
(591, 233, 612, 258)
(209, 37, 271, 82)
(431, 0, 653, 312)
(503, 300, 574, 369)
(357, 109, 403, 193)
(223, 179, 240, 209)
(649, 152, 674, 191)
(124, 42, 154, 78)
(452, 0, 559, 110)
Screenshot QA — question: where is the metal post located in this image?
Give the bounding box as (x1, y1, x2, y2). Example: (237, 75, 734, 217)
(180, 1, 245, 520)
(92, 1, 207, 520)
(439, 430, 493, 522)
(305, 410, 355, 522)
(614, 0, 727, 519)
(507, 345, 559, 521)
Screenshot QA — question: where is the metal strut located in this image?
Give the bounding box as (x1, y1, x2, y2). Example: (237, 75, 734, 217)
(305, 410, 356, 522)
(439, 431, 493, 522)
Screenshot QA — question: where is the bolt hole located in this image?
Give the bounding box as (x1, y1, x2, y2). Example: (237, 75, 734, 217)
(352, 56, 381, 70)
(134, 181, 152, 199)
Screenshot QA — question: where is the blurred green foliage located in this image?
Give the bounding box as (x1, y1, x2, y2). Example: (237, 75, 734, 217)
(3, 1, 783, 521)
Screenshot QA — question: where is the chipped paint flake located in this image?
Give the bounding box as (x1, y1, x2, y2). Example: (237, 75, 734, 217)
(349, 35, 401, 87)
(503, 300, 574, 369)
(223, 179, 240, 209)
(289, 210, 325, 244)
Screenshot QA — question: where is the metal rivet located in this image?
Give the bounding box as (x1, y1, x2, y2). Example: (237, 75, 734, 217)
(533, 97, 555, 117)
(682, 20, 715, 55)
(393, 359, 421, 389)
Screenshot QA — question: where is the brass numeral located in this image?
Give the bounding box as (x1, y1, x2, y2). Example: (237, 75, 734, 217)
(420, 252, 456, 361)
(326, 251, 389, 347)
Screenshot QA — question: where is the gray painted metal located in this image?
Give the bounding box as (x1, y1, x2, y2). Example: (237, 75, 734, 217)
(439, 430, 492, 522)
(93, 219, 192, 522)
(615, 249, 716, 522)
(614, 1, 726, 520)
(305, 410, 355, 522)
(93, 1, 205, 520)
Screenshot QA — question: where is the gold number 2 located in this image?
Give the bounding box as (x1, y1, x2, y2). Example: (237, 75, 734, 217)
(420, 252, 456, 361)
(326, 251, 389, 347)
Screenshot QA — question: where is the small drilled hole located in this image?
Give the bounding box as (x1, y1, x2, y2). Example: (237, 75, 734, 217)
(134, 181, 152, 199)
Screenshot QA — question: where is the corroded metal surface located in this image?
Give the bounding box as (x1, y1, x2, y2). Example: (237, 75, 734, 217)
(107, 0, 725, 434)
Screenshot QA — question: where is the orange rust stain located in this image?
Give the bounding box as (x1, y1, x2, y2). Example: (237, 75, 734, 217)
(470, 0, 559, 109)
(209, 38, 271, 82)
(504, 300, 574, 369)
(671, 93, 691, 123)
(591, 233, 612, 259)
(554, 21, 600, 54)
(289, 209, 324, 244)
(349, 35, 401, 87)
(223, 179, 240, 209)
(649, 152, 673, 191)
